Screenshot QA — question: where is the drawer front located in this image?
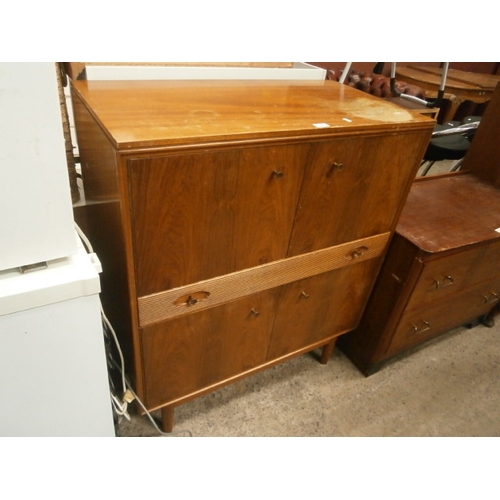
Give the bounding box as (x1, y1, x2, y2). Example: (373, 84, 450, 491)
(137, 233, 389, 327)
(388, 279, 500, 356)
(405, 249, 478, 309)
(288, 132, 428, 256)
(406, 240, 500, 310)
(127, 143, 310, 296)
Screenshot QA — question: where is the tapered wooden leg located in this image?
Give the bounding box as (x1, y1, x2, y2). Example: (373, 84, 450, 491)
(161, 406, 174, 433)
(320, 338, 337, 364)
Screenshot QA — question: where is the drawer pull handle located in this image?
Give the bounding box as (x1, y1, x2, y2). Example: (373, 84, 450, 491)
(250, 308, 260, 317)
(348, 246, 369, 259)
(412, 321, 431, 334)
(483, 292, 499, 304)
(187, 296, 198, 306)
(173, 291, 210, 307)
(434, 275, 454, 289)
(327, 161, 344, 177)
(272, 170, 284, 178)
(300, 291, 310, 299)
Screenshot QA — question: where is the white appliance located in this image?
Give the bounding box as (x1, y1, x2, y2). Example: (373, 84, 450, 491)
(0, 63, 115, 436)
(0, 236, 115, 436)
(0, 62, 77, 271)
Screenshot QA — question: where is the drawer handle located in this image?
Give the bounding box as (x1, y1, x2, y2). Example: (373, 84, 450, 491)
(173, 291, 210, 307)
(271, 170, 284, 179)
(348, 246, 369, 259)
(300, 291, 310, 299)
(412, 321, 431, 334)
(250, 308, 260, 317)
(483, 292, 499, 304)
(326, 161, 344, 177)
(434, 275, 454, 289)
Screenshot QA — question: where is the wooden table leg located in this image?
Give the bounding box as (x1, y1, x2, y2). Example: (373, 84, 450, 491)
(320, 338, 337, 365)
(161, 406, 174, 433)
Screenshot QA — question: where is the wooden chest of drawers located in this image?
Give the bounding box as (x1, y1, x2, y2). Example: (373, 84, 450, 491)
(339, 84, 500, 375)
(70, 79, 433, 430)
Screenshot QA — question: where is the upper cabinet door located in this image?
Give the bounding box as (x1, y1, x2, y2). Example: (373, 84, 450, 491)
(288, 133, 429, 256)
(128, 143, 309, 296)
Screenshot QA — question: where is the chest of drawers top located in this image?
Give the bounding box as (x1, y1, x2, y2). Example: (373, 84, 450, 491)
(397, 173, 500, 254)
(71, 79, 432, 150)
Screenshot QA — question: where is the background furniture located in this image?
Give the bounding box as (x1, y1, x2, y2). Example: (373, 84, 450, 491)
(338, 83, 500, 375)
(395, 65, 500, 122)
(419, 116, 481, 176)
(324, 65, 439, 120)
(70, 79, 433, 431)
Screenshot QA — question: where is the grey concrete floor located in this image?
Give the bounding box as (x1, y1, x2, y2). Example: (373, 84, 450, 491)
(118, 313, 500, 438)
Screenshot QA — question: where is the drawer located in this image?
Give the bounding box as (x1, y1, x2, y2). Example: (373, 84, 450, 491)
(387, 279, 500, 356)
(405, 249, 480, 309)
(405, 240, 500, 310)
(137, 232, 389, 327)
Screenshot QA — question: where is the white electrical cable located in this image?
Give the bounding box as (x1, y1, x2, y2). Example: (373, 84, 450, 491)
(101, 304, 127, 395)
(108, 356, 192, 437)
(75, 221, 192, 437)
(75, 222, 93, 253)
(124, 380, 193, 438)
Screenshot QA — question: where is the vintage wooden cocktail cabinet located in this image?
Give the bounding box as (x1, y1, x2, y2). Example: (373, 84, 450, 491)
(70, 79, 433, 430)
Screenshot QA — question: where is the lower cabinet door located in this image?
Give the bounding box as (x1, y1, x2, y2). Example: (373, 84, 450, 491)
(267, 259, 380, 360)
(141, 289, 280, 409)
(140, 258, 382, 410)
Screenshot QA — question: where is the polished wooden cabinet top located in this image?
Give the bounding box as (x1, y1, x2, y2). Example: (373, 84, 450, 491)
(71, 79, 433, 150)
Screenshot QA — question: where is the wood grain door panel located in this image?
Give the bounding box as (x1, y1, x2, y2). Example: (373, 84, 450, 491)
(267, 258, 381, 360)
(288, 133, 427, 256)
(141, 289, 281, 409)
(128, 144, 309, 296)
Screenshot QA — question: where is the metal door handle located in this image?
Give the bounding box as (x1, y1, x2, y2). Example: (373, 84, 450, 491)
(327, 161, 344, 177)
